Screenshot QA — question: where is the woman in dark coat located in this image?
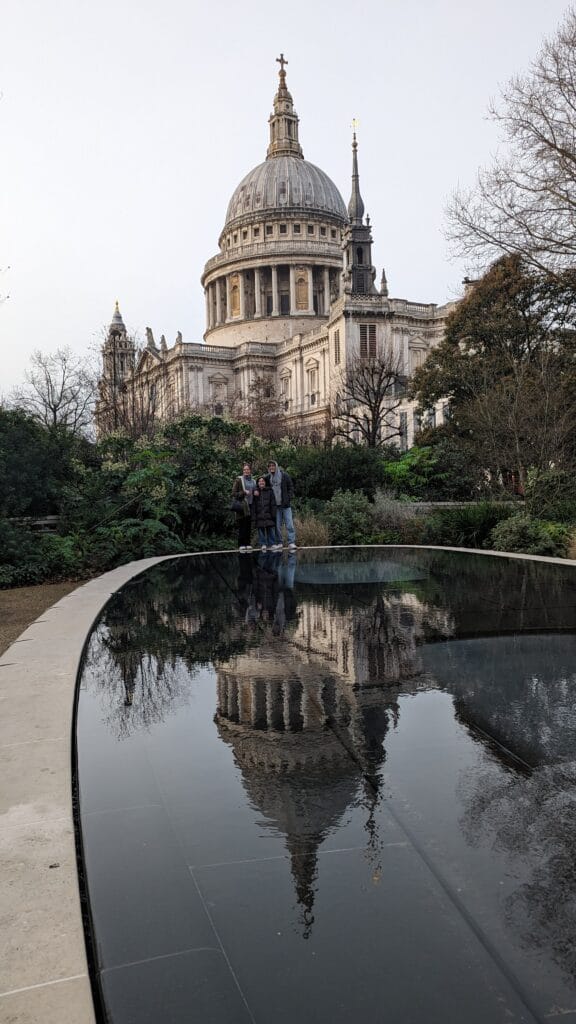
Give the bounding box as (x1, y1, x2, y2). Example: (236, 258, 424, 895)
(232, 463, 257, 552)
(252, 476, 277, 552)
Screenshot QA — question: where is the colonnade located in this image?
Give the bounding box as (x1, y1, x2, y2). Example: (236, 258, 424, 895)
(216, 673, 343, 733)
(205, 264, 338, 330)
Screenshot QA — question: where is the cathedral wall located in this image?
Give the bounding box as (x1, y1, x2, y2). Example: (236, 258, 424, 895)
(204, 315, 321, 349)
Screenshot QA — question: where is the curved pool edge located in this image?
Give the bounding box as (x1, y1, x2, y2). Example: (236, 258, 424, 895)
(0, 555, 180, 1024)
(1, 543, 575, 1023)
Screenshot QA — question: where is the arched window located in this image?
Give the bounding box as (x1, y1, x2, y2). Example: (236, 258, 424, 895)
(357, 247, 364, 265)
(231, 283, 240, 317)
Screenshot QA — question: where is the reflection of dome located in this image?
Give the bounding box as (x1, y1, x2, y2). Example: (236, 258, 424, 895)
(224, 157, 347, 229)
(215, 661, 397, 937)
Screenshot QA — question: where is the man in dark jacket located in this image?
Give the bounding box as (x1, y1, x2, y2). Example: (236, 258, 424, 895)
(266, 459, 296, 550)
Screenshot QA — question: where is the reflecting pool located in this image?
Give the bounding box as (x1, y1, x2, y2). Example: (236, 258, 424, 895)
(75, 547, 576, 1023)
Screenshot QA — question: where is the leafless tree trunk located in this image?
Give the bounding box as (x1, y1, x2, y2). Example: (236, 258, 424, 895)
(447, 9, 576, 275)
(331, 348, 404, 448)
(10, 347, 97, 437)
(96, 369, 169, 439)
(239, 374, 285, 441)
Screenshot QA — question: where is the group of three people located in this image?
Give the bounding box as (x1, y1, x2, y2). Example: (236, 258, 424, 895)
(232, 459, 297, 553)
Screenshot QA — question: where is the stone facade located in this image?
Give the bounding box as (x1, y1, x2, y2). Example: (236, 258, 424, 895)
(98, 58, 457, 446)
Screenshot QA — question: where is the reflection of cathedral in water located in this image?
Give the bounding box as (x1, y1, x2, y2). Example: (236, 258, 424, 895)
(215, 588, 454, 935)
(293, 591, 453, 685)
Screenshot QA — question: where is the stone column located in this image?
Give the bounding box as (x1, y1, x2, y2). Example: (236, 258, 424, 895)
(215, 279, 223, 325)
(321, 346, 327, 403)
(254, 267, 262, 317)
(289, 265, 296, 315)
(205, 288, 211, 331)
(225, 276, 231, 321)
(307, 266, 314, 313)
(229, 679, 239, 722)
(323, 268, 331, 314)
(271, 265, 279, 316)
(251, 681, 266, 728)
(239, 272, 246, 319)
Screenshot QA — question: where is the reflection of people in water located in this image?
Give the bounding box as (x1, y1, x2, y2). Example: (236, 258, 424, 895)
(254, 553, 279, 622)
(272, 552, 297, 637)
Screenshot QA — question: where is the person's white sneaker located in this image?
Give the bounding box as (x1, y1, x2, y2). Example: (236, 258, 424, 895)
(261, 545, 267, 552)
(239, 546, 247, 553)
(288, 543, 297, 551)
(246, 545, 253, 552)
(273, 543, 282, 551)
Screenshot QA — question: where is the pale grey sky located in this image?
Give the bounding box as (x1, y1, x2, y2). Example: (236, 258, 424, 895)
(0, 0, 571, 392)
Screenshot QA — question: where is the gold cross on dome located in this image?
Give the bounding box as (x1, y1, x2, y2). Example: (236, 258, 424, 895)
(276, 53, 288, 74)
(351, 118, 359, 133)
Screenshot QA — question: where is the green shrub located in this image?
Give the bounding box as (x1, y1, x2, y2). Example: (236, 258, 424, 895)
(423, 503, 514, 548)
(184, 533, 237, 552)
(293, 513, 330, 547)
(283, 444, 396, 502)
(324, 490, 374, 545)
(292, 496, 326, 518)
(371, 490, 425, 544)
(82, 518, 185, 571)
(488, 514, 570, 557)
(381, 447, 439, 499)
(525, 469, 576, 523)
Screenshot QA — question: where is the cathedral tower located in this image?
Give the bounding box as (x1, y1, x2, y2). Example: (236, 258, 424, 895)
(101, 302, 135, 385)
(342, 132, 377, 296)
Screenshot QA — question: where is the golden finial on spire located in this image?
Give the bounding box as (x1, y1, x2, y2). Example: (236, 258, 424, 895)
(115, 300, 120, 312)
(351, 118, 359, 144)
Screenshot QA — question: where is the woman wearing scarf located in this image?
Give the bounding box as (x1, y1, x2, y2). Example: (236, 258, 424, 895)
(232, 463, 257, 552)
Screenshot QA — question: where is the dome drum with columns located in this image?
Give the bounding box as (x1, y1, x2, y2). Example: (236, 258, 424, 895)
(97, 57, 457, 445)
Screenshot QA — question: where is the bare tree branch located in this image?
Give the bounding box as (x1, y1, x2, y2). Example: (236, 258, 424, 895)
(331, 348, 404, 448)
(447, 9, 576, 275)
(10, 347, 97, 437)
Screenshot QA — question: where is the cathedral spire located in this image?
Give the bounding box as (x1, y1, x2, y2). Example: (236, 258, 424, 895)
(267, 54, 304, 160)
(109, 300, 126, 335)
(348, 128, 365, 225)
(342, 127, 377, 295)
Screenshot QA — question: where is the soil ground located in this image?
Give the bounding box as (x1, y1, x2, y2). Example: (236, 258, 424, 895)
(0, 580, 80, 656)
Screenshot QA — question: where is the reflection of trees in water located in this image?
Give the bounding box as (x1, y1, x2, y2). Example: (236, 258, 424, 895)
(82, 558, 269, 739)
(84, 625, 188, 739)
(459, 761, 576, 982)
(407, 548, 576, 637)
(450, 645, 576, 768)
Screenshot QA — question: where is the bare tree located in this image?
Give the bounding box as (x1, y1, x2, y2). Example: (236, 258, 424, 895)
(10, 347, 97, 436)
(231, 373, 286, 441)
(447, 9, 576, 275)
(96, 367, 169, 439)
(331, 349, 404, 447)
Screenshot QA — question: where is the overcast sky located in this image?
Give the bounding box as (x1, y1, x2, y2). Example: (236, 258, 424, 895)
(0, 0, 571, 392)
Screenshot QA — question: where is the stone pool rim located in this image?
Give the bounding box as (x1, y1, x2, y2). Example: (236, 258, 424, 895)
(2, 544, 576, 1024)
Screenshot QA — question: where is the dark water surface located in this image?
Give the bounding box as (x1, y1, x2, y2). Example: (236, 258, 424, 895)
(75, 547, 576, 1023)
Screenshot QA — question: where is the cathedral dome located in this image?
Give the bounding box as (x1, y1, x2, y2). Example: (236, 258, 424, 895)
(224, 155, 347, 229)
